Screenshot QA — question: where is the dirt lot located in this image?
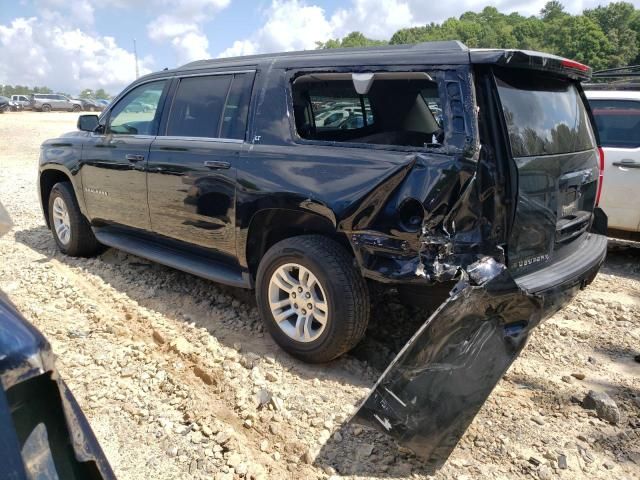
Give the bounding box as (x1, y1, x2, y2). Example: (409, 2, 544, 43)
(0, 111, 639, 480)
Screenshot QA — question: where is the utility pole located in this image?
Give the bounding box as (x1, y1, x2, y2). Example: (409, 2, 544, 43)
(133, 38, 139, 79)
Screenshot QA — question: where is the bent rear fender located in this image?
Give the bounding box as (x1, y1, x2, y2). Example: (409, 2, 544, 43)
(350, 257, 543, 470)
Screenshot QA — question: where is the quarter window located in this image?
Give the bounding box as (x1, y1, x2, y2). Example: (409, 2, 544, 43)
(589, 99, 640, 148)
(292, 72, 445, 148)
(108, 80, 166, 136)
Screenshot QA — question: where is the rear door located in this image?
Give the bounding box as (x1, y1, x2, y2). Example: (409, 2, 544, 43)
(146, 71, 254, 258)
(588, 98, 640, 232)
(493, 69, 599, 276)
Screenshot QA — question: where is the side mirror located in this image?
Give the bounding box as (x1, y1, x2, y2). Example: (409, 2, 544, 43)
(77, 114, 99, 132)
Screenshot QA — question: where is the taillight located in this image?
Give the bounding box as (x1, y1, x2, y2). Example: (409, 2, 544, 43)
(561, 58, 590, 72)
(596, 147, 604, 206)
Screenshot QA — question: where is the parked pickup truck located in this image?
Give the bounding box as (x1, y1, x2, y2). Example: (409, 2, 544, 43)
(38, 41, 607, 467)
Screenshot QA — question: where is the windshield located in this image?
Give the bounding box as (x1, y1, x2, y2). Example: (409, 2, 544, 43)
(496, 70, 596, 157)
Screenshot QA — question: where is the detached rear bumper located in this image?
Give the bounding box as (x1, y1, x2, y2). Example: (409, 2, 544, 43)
(350, 235, 607, 471)
(514, 233, 607, 319)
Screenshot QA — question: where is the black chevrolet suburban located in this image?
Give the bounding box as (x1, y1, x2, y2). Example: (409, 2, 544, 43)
(38, 40, 607, 466)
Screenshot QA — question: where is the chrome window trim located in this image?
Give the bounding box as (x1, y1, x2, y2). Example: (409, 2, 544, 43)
(176, 69, 256, 79)
(159, 136, 244, 144)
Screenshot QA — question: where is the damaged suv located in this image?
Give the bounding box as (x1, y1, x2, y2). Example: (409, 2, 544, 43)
(39, 41, 607, 466)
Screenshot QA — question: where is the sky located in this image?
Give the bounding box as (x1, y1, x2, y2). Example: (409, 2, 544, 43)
(0, 0, 636, 95)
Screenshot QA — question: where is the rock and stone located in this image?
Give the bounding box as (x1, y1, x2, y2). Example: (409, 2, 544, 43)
(582, 390, 621, 425)
(169, 337, 194, 355)
(193, 365, 217, 385)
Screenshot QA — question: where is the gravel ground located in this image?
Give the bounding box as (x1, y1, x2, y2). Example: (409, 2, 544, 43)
(0, 111, 639, 480)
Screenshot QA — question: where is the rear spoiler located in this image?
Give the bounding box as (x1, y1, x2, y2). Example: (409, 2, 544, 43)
(470, 49, 591, 81)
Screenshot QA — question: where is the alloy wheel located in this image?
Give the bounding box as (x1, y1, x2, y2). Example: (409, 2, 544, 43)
(52, 196, 71, 245)
(268, 263, 329, 342)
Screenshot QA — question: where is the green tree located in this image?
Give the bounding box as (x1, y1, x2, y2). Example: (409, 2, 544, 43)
(585, 2, 638, 67)
(547, 15, 612, 70)
(541, 1, 568, 22)
(317, 31, 386, 49)
(79, 88, 95, 99)
(94, 88, 111, 100)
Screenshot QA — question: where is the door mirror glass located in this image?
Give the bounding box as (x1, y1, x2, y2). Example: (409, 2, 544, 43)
(78, 114, 99, 132)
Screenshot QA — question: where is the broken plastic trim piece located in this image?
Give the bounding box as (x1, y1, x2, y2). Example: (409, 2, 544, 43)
(350, 257, 542, 471)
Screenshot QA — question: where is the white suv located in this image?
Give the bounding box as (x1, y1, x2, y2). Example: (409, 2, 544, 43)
(586, 90, 640, 239)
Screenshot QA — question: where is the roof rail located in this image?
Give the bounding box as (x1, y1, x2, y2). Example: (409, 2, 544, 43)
(592, 65, 640, 78)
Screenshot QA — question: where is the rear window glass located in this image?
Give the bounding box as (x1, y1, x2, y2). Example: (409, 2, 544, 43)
(589, 99, 640, 148)
(496, 70, 596, 157)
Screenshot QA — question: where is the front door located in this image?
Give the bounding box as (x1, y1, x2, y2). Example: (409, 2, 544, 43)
(81, 79, 169, 231)
(147, 72, 254, 259)
(590, 98, 640, 232)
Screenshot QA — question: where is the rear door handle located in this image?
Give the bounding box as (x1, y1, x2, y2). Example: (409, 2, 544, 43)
(126, 154, 145, 163)
(612, 159, 640, 169)
(204, 160, 231, 169)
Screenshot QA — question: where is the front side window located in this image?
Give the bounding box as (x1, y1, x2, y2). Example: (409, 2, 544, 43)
(589, 99, 640, 148)
(292, 72, 444, 148)
(108, 80, 166, 136)
(496, 70, 596, 157)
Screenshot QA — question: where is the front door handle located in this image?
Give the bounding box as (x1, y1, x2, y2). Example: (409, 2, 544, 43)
(126, 154, 145, 163)
(204, 160, 231, 169)
(612, 159, 640, 169)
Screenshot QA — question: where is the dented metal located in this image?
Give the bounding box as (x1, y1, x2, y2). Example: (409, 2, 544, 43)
(351, 257, 543, 469)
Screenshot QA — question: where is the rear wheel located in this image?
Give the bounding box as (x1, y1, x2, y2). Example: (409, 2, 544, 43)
(48, 182, 100, 257)
(256, 235, 369, 363)
(41, 104, 51, 112)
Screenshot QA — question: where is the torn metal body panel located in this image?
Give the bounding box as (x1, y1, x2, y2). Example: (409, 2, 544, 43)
(351, 247, 604, 469)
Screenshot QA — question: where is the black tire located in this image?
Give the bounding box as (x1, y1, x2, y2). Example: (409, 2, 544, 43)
(72, 104, 81, 112)
(256, 235, 369, 363)
(48, 182, 100, 257)
(41, 104, 51, 112)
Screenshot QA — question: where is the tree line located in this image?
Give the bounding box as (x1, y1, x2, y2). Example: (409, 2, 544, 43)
(318, 1, 640, 71)
(0, 85, 111, 100)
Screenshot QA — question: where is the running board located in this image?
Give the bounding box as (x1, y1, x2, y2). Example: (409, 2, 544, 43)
(93, 228, 251, 289)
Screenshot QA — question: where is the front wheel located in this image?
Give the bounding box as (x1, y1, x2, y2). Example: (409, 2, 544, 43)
(72, 105, 81, 112)
(256, 235, 369, 363)
(41, 104, 51, 112)
(48, 182, 101, 257)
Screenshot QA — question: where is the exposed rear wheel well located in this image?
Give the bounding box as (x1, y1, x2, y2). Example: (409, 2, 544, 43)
(246, 209, 352, 277)
(40, 170, 72, 227)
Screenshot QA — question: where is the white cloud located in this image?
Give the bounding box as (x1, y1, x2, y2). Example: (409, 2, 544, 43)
(145, 0, 231, 64)
(0, 17, 153, 94)
(219, 0, 334, 57)
(216, 0, 625, 58)
(331, 0, 414, 40)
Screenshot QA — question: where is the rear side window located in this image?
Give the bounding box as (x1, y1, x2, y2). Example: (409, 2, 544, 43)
(220, 73, 254, 140)
(166, 73, 253, 140)
(292, 72, 445, 148)
(589, 99, 640, 148)
(496, 70, 596, 157)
